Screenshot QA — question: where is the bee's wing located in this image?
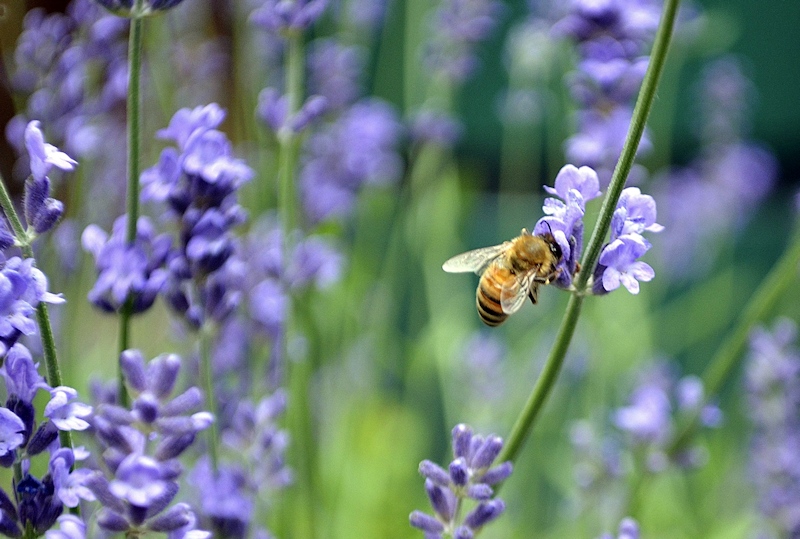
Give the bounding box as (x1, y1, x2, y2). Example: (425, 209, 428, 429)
(500, 273, 535, 315)
(442, 243, 508, 275)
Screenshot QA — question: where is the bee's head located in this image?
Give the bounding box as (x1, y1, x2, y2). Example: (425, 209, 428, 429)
(539, 221, 563, 261)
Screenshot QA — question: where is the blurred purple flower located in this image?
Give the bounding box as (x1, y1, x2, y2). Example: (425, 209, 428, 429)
(598, 517, 640, 539)
(45, 515, 87, 539)
(0, 408, 26, 457)
(746, 319, 800, 536)
(82, 216, 171, 314)
(189, 458, 253, 538)
(250, 0, 328, 33)
(308, 40, 363, 111)
(0, 343, 49, 403)
(300, 99, 403, 223)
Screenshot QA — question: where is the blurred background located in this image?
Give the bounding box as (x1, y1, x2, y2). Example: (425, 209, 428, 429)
(0, 0, 799, 538)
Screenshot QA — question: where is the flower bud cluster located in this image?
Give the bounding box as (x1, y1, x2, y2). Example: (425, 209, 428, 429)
(410, 424, 512, 538)
(250, 0, 329, 34)
(141, 103, 253, 329)
(85, 350, 211, 535)
(0, 344, 93, 537)
(554, 0, 661, 185)
(745, 318, 800, 536)
(598, 517, 640, 539)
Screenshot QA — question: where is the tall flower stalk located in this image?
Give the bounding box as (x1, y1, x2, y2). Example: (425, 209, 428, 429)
(498, 0, 681, 467)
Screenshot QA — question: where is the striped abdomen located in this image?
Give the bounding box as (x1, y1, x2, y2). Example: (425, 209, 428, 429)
(476, 262, 515, 327)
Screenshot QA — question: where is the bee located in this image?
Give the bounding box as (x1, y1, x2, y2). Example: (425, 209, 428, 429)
(442, 228, 563, 326)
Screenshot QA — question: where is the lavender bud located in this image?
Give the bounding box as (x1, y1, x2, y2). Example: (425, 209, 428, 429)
(454, 526, 474, 539)
(419, 460, 450, 487)
(155, 433, 196, 460)
(481, 462, 513, 485)
(449, 458, 469, 487)
(409, 511, 444, 533)
(466, 483, 494, 501)
(120, 350, 147, 392)
(463, 499, 505, 529)
(424, 479, 454, 522)
(133, 394, 160, 424)
(27, 420, 59, 456)
(147, 354, 181, 399)
(452, 424, 473, 459)
(147, 502, 192, 532)
(85, 474, 126, 514)
(0, 221, 14, 250)
(470, 436, 503, 469)
(97, 508, 130, 532)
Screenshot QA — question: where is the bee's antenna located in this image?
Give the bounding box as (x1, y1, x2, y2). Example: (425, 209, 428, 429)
(543, 220, 554, 236)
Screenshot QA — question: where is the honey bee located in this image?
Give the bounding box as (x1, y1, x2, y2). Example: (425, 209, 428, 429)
(442, 228, 563, 326)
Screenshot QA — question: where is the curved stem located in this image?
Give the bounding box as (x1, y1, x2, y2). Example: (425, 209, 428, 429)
(118, 2, 145, 407)
(498, 0, 681, 470)
(668, 224, 800, 455)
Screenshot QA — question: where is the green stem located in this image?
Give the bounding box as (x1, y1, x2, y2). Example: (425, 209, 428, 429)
(0, 173, 73, 452)
(497, 0, 681, 469)
(200, 324, 220, 471)
(668, 224, 800, 455)
(118, 2, 145, 407)
(278, 31, 304, 236)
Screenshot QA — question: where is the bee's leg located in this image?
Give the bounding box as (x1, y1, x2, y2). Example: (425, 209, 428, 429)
(528, 286, 539, 305)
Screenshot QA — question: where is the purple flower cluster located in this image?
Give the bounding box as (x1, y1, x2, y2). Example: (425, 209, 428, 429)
(745, 318, 800, 537)
(613, 364, 721, 472)
(555, 0, 661, 185)
(250, 0, 328, 34)
(533, 163, 661, 296)
(82, 216, 171, 313)
(410, 424, 512, 538)
(7, 1, 130, 222)
(300, 100, 403, 224)
(92, 0, 187, 14)
(141, 103, 253, 328)
(189, 390, 291, 537)
(653, 58, 777, 279)
(0, 343, 93, 537)
(238, 215, 342, 384)
(85, 350, 211, 535)
(424, 0, 504, 85)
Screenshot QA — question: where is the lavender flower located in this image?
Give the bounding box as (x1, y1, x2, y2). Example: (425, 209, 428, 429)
(0, 259, 65, 358)
(613, 364, 721, 472)
(86, 350, 210, 535)
(141, 104, 252, 329)
(745, 318, 800, 536)
(82, 216, 171, 314)
(24, 121, 77, 183)
(250, 0, 329, 34)
(92, 0, 188, 15)
(424, 0, 504, 85)
(300, 99, 403, 224)
(556, 0, 661, 185)
(45, 515, 86, 539)
(411, 424, 512, 537)
(534, 164, 602, 289)
(592, 186, 661, 295)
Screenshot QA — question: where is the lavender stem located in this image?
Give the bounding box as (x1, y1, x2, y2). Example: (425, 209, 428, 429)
(498, 0, 681, 469)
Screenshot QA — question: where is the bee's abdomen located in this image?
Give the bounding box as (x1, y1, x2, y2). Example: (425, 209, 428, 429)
(476, 267, 509, 326)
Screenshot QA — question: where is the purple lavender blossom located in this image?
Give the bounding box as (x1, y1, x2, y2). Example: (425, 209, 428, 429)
(0, 258, 65, 357)
(300, 99, 403, 223)
(0, 343, 49, 404)
(424, 0, 504, 84)
(250, 0, 329, 34)
(746, 318, 800, 536)
(411, 424, 512, 537)
(49, 449, 96, 508)
(82, 216, 171, 314)
(24, 121, 77, 183)
(142, 104, 252, 329)
(86, 350, 210, 535)
(91, 0, 187, 14)
(44, 387, 93, 431)
(0, 408, 26, 458)
(257, 89, 328, 135)
(308, 40, 364, 111)
(189, 458, 253, 538)
(534, 164, 602, 289)
(596, 235, 654, 294)
(556, 0, 661, 185)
